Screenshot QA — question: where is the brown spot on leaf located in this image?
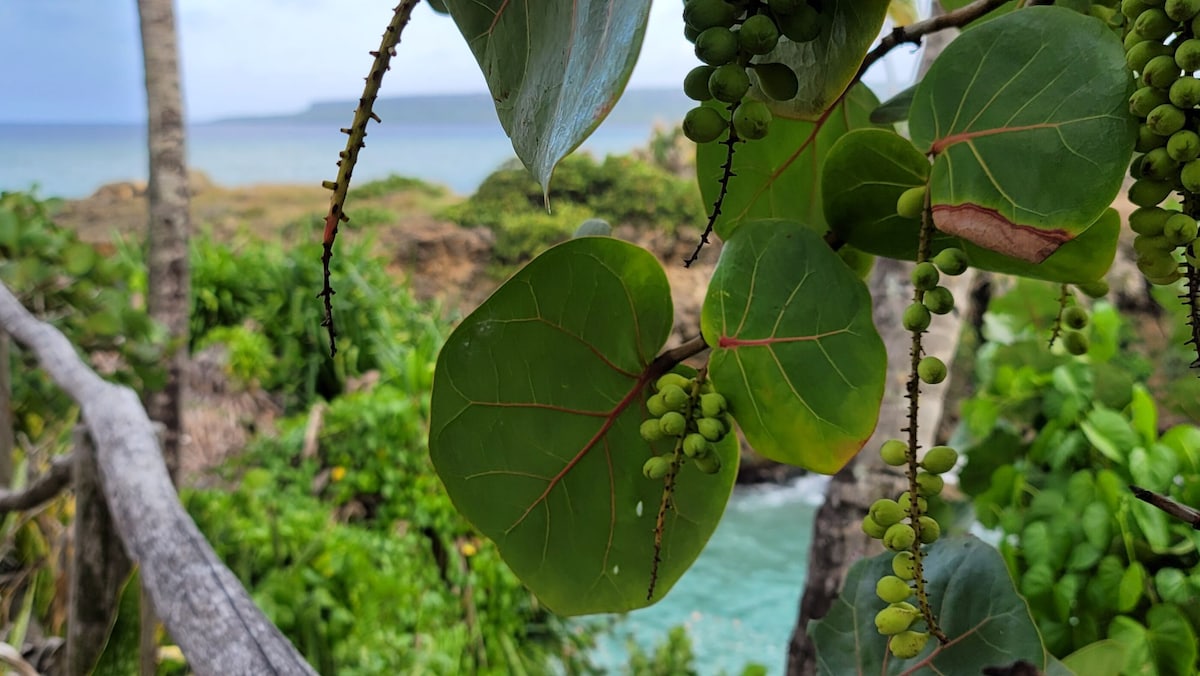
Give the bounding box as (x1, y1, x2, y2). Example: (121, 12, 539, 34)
(932, 203, 1070, 263)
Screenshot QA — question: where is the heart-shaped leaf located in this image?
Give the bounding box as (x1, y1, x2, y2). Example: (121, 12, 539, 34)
(755, 0, 890, 120)
(429, 237, 737, 615)
(821, 128, 1118, 283)
(810, 536, 1045, 674)
(697, 85, 879, 241)
(908, 6, 1135, 263)
(701, 219, 885, 473)
(442, 0, 651, 194)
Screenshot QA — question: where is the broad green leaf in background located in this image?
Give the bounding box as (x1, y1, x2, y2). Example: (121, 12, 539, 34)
(809, 536, 1045, 673)
(869, 84, 916, 124)
(908, 6, 1135, 263)
(821, 128, 1119, 283)
(697, 86, 879, 241)
(1060, 640, 1126, 676)
(1147, 604, 1199, 675)
(443, 0, 650, 194)
(887, 0, 918, 26)
(755, 0, 890, 120)
(701, 220, 886, 473)
(429, 237, 737, 615)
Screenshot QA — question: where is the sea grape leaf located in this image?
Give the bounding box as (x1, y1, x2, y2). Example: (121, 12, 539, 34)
(755, 0, 890, 120)
(821, 128, 1119, 283)
(870, 83, 916, 124)
(429, 237, 737, 615)
(908, 6, 1135, 263)
(696, 85, 879, 241)
(809, 535, 1045, 674)
(1060, 640, 1126, 676)
(442, 0, 650, 194)
(701, 220, 885, 473)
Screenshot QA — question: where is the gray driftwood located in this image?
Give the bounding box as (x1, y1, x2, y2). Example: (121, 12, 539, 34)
(0, 283, 315, 676)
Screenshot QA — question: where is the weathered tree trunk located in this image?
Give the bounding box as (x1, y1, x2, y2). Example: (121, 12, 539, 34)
(0, 331, 12, 488)
(138, 1, 191, 670)
(0, 283, 316, 676)
(138, 0, 190, 483)
(67, 426, 132, 676)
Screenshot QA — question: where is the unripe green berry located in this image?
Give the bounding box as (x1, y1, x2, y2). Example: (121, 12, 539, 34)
(1169, 75, 1200, 107)
(656, 373, 693, 392)
(1062, 331, 1088, 357)
(1062, 305, 1089, 331)
(1127, 40, 1173, 73)
(1130, 86, 1170, 117)
(918, 356, 947, 385)
(683, 66, 716, 101)
(683, 106, 728, 144)
(1135, 8, 1177, 40)
(709, 63, 751, 102)
(1165, 213, 1199, 245)
(1141, 146, 1179, 180)
(752, 62, 799, 101)
(695, 27, 739, 66)
(903, 302, 931, 332)
(699, 392, 727, 417)
(659, 411, 687, 436)
(693, 452, 721, 474)
(1137, 124, 1169, 152)
(684, 0, 737, 31)
(870, 498, 906, 527)
(889, 630, 931, 659)
(659, 384, 690, 411)
(1123, 0, 1152, 20)
(776, 4, 821, 42)
(918, 515, 941, 544)
(1183, 159, 1200, 191)
(1143, 54, 1183, 89)
(1128, 178, 1174, 207)
(915, 471, 944, 497)
(876, 576, 914, 604)
(1168, 129, 1200, 162)
(923, 286, 955, 315)
(732, 100, 772, 140)
(874, 603, 919, 636)
(911, 262, 939, 291)
(932, 247, 969, 275)
(1135, 232, 1177, 256)
(880, 439, 908, 467)
(1177, 38, 1200, 70)
(1078, 280, 1110, 298)
(862, 515, 887, 539)
(884, 523, 917, 551)
(1166, 0, 1200, 23)
(892, 551, 917, 581)
(641, 418, 666, 442)
(896, 186, 927, 219)
(1125, 29, 1147, 52)
(1146, 103, 1187, 136)
(643, 455, 671, 479)
(697, 416, 726, 442)
(738, 14, 780, 54)
(683, 432, 710, 458)
(1131, 207, 1171, 235)
(921, 445, 958, 474)
(647, 394, 670, 417)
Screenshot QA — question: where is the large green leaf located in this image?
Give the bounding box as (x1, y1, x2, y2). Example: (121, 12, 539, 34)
(429, 237, 737, 616)
(442, 0, 650, 194)
(809, 536, 1045, 673)
(821, 128, 1118, 283)
(697, 85, 879, 241)
(754, 0, 890, 120)
(701, 220, 885, 473)
(908, 6, 1135, 263)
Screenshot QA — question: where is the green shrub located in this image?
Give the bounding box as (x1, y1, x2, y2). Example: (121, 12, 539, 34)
(345, 206, 398, 228)
(348, 174, 447, 200)
(195, 324, 278, 388)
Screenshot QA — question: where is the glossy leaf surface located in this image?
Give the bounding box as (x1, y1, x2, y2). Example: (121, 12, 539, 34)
(757, 0, 890, 120)
(822, 128, 1118, 283)
(701, 220, 885, 473)
(908, 6, 1134, 263)
(697, 86, 879, 240)
(443, 0, 650, 194)
(430, 238, 737, 616)
(810, 536, 1044, 674)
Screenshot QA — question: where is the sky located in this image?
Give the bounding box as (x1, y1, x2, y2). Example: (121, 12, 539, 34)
(0, 1, 920, 124)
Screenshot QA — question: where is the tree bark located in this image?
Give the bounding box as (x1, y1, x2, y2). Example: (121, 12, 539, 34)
(0, 283, 316, 676)
(67, 426, 132, 676)
(138, 0, 190, 483)
(0, 331, 12, 488)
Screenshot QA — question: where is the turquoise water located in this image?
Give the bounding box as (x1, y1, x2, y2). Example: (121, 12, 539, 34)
(588, 475, 826, 675)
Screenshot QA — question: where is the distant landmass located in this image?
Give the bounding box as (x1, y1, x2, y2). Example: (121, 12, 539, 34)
(208, 87, 695, 127)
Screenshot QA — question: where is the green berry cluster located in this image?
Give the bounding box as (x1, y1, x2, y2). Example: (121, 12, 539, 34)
(1059, 301, 1092, 356)
(640, 372, 732, 477)
(1123, 0, 1200, 283)
(862, 441, 958, 659)
(680, 0, 823, 144)
(902, 248, 967, 338)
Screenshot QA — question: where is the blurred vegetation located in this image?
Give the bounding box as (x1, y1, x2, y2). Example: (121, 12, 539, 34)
(441, 152, 705, 264)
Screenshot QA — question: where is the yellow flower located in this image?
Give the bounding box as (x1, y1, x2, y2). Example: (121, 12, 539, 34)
(331, 466, 347, 482)
(460, 542, 478, 557)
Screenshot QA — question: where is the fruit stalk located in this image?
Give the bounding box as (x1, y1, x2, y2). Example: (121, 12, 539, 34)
(685, 104, 740, 267)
